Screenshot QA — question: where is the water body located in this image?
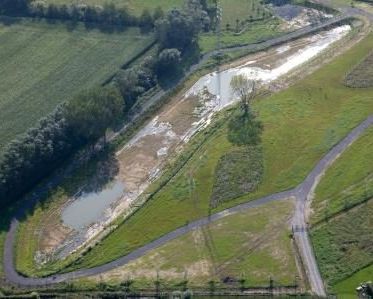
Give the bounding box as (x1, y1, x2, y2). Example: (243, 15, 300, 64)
(62, 180, 125, 230)
(186, 26, 351, 110)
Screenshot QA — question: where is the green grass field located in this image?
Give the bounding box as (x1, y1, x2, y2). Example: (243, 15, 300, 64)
(89, 200, 297, 287)
(310, 128, 373, 224)
(311, 200, 373, 288)
(199, 18, 282, 53)
(0, 18, 153, 155)
(199, 0, 280, 53)
(46, 33, 373, 273)
(333, 264, 373, 298)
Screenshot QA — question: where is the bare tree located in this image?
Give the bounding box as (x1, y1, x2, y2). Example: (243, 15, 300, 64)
(230, 74, 257, 116)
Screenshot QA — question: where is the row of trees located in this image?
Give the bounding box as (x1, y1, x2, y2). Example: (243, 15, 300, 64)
(0, 0, 164, 29)
(0, 86, 124, 208)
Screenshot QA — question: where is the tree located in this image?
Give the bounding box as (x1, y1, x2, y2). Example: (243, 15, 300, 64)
(230, 74, 257, 116)
(156, 48, 182, 77)
(65, 86, 123, 142)
(155, 8, 197, 51)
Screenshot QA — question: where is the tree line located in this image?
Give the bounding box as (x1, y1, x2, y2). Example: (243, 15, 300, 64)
(0, 0, 164, 29)
(0, 0, 213, 208)
(0, 86, 124, 207)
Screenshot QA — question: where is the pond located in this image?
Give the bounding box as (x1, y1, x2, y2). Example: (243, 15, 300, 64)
(61, 180, 125, 231)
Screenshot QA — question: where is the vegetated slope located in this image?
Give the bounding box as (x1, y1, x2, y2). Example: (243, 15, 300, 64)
(344, 50, 373, 88)
(309, 128, 373, 292)
(59, 33, 373, 272)
(311, 128, 373, 224)
(311, 200, 373, 288)
(45, 0, 183, 14)
(88, 200, 297, 287)
(0, 18, 153, 155)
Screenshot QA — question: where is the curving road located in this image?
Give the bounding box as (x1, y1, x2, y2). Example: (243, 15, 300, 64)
(3, 1, 373, 292)
(4, 116, 373, 293)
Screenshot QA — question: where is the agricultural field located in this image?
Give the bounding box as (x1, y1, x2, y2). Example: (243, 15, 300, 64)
(17, 32, 372, 275)
(88, 200, 298, 287)
(0, 17, 154, 155)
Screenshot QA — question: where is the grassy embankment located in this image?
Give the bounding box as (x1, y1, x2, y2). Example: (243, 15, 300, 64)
(87, 200, 297, 287)
(310, 128, 373, 295)
(61, 33, 373, 272)
(0, 18, 154, 155)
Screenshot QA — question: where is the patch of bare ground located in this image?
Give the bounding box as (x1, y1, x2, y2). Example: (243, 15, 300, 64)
(89, 200, 298, 286)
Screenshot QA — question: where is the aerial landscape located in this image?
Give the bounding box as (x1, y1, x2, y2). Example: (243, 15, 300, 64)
(0, 0, 372, 298)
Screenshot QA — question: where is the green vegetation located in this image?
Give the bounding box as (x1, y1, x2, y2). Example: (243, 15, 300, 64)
(309, 123, 373, 294)
(311, 200, 373, 288)
(92, 200, 297, 287)
(219, 0, 270, 28)
(333, 264, 373, 298)
(45, 0, 183, 15)
(345, 51, 373, 88)
(0, 18, 153, 154)
(311, 128, 373, 224)
(200, 0, 282, 53)
(57, 33, 373, 272)
(211, 146, 263, 207)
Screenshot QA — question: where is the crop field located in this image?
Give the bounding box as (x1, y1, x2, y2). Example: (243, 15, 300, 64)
(35, 33, 372, 273)
(0, 18, 154, 155)
(310, 127, 373, 224)
(90, 200, 297, 287)
(311, 200, 373, 288)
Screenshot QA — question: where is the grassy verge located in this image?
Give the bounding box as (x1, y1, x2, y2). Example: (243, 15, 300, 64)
(333, 264, 373, 298)
(311, 199, 373, 288)
(0, 17, 153, 155)
(310, 127, 373, 224)
(87, 200, 297, 287)
(64, 33, 373, 271)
